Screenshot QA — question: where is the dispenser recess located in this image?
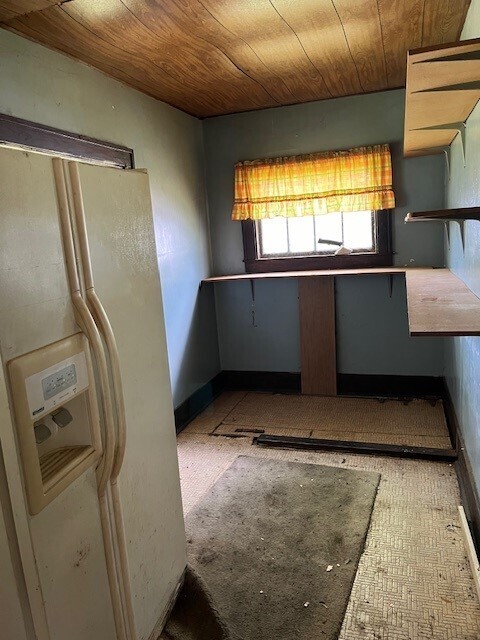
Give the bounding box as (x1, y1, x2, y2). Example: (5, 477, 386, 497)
(8, 333, 102, 514)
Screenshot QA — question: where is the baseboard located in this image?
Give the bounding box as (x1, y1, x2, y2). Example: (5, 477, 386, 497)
(174, 372, 225, 434)
(337, 374, 444, 398)
(455, 429, 480, 554)
(440, 378, 458, 451)
(458, 506, 480, 602)
(442, 378, 480, 553)
(222, 370, 301, 393)
(221, 371, 445, 398)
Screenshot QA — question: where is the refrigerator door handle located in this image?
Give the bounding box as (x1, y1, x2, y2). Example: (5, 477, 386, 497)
(67, 161, 137, 640)
(53, 159, 129, 640)
(53, 158, 115, 494)
(67, 162, 127, 481)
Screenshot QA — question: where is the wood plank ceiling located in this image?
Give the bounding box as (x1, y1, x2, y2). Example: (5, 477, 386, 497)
(0, 0, 471, 118)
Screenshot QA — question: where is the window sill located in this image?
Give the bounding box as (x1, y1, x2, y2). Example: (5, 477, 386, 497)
(244, 252, 393, 274)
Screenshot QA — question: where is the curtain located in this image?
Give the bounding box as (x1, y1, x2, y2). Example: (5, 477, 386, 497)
(231, 144, 395, 221)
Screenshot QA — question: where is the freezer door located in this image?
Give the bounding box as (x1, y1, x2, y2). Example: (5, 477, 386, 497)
(74, 162, 186, 639)
(0, 147, 116, 640)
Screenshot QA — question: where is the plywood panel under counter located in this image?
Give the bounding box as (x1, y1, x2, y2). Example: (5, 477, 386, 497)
(299, 276, 337, 396)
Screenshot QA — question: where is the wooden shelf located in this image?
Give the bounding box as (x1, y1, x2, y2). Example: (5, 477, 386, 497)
(406, 268, 480, 336)
(202, 266, 410, 284)
(404, 38, 480, 158)
(405, 207, 480, 222)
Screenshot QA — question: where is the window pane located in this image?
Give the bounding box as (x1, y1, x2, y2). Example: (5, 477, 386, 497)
(287, 216, 315, 254)
(315, 212, 342, 253)
(259, 217, 288, 255)
(343, 211, 374, 251)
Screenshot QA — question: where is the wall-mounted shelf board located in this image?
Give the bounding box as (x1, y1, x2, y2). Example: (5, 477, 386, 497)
(404, 38, 480, 158)
(406, 268, 480, 336)
(405, 207, 480, 222)
(202, 266, 409, 284)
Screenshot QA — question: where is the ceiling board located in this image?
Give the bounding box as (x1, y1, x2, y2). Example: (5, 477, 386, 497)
(64, 0, 277, 115)
(333, 0, 388, 93)
(378, 0, 424, 88)
(422, 0, 471, 45)
(1, 0, 471, 117)
(0, 0, 56, 21)
(269, 0, 363, 97)
(189, 0, 331, 104)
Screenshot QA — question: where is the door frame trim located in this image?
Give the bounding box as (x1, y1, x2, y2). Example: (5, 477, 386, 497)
(0, 113, 134, 168)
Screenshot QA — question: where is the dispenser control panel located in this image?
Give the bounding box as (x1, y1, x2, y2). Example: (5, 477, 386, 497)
(25, 351, 88, 420)
(42, 364, 77, 400)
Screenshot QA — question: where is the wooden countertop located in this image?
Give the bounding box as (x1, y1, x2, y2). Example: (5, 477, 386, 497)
(406, 268, 480, 336)
(204, 266, 480, 337)
(202, 266, 409, 283)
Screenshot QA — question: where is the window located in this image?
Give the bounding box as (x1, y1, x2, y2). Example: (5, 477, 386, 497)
(233, 144, 394, 273)
(258, 210, 375, 257)
(242, 210, 391, 272)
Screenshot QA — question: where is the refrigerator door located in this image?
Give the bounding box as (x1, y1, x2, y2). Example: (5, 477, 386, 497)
(0, 368, 31, 640)
(0, 147, 117, 640)
(73, 161, 186, 639)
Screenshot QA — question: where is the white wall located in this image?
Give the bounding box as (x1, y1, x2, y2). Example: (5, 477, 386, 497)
(0, 29, 220, 408)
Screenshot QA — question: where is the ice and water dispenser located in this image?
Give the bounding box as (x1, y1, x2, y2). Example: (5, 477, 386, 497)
(8, 334, 101, 514)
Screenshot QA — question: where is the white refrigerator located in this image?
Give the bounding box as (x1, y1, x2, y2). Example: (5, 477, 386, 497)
(0, 147, 186, 640)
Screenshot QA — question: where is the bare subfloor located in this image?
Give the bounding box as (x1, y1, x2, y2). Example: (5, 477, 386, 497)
(177, 391, 480, 639)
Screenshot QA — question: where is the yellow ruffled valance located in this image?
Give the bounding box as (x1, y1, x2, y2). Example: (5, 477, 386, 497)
(231, 144, 395, 221)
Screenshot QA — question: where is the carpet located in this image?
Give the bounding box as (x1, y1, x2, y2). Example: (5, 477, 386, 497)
(164, 455, 380, 640)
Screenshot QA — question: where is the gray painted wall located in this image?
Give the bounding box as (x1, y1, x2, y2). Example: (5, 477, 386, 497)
(204, 90, 446, 375)
(445, 0, 480, 491)
(0, 29, 220, 408)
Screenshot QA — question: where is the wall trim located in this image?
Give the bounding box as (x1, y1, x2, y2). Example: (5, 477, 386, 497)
(223, 370, 301, 393)
(174, 372, 225, 434)
(338, 373, 445, 398)
(222, 371, 445, 397)
(453, 421, 480, 554)
(0, 113, 134, 168)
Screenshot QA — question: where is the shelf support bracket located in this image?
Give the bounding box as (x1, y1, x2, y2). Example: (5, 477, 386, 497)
(444, 222, 451, 248)
(442, 146, 451, 181)
(411, 122, 466, 166)
(250, 279, 257, 327)
(457, 220, 466, 251)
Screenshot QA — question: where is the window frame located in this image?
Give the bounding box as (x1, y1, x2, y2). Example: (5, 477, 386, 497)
(241, 209, 393, 273)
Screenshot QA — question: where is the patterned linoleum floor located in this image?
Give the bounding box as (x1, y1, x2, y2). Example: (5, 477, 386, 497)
(176, 391, 480, 639)
(186, 390, 452, 449)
